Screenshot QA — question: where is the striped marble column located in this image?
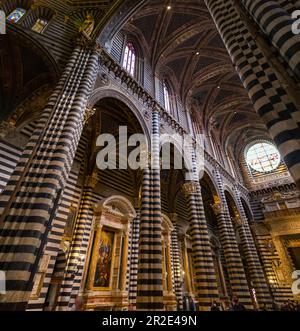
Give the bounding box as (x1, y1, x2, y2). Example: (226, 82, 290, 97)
(136, 106, 164, 311)
(240, 0, 300, 80)
(205, 0, 300, 189)
(232, 187, 272, 308)
(128, 205, 140, 310)
(182, 180, 220, 310)
(169, 213, 184, 310)
(183, 141, 220, 310)
(0, 39, 99, 310)
(56, 175, 97, 310)
(212, 169, 253, 309)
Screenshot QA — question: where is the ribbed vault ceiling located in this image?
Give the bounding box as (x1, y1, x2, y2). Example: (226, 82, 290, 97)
(61, 0, 269, 156)
(121, 0, 269, 156)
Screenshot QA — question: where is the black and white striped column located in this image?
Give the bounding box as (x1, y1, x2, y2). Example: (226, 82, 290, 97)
(128, 204, 140, 310)
(56, 178, 96, 310)
(232, 187, 272, 308)
(136, 106, 164, 310)
(183, 143, 220, 310)
(182, 180, 220, 310)
(240, 0, 300, 80)
(212, 169, 253, 309)
(0, 39, 99, 310)
(169, 213, 184, 310)
(205, 0, 300, 189)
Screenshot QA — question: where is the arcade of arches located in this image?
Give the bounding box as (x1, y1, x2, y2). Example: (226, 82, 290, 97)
(0, 0, 300, 311)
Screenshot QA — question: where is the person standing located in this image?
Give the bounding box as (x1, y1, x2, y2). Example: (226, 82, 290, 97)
(210, 301, 221, 311)
(230, 296, 246, 311)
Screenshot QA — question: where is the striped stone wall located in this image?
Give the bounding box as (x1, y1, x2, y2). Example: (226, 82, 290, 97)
(0, 141, 22, 193)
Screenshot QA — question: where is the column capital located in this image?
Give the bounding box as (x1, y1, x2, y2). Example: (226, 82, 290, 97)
(85, 170, 98, 189)
(231, 205, 245, 225)
(178, 233, 188, 243)
(182, 181, 198, 197)
(93, 222, 103, 232)
(211, 202, 224, 216)
(121, 225, 130, 237)
(233, 209, 245, 225)
(232, 215, 244, 226)
(75, 34, 96, 49)
(93, 202, 103, 217)
(164, 234, 171, 245)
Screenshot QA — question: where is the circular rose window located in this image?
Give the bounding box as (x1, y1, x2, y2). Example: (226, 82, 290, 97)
(246, 142, 281, 173)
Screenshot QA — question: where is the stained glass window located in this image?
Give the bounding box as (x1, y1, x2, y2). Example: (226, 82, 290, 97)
(246, 142, 281, 173)
(7, 8, 26, 23)
(32, 18, 48, 33)
(163, 81, 171, 113)
(122, 42, 136, 76)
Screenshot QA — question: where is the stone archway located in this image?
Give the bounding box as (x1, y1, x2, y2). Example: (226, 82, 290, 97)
(88, 87, 151, 147)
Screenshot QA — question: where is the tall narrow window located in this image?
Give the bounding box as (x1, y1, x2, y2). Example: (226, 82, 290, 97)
(32, 18, 48, 33)
(7, 8, 26, 23)
(122, 42, 136, 76)
(163, 81, 171, 113)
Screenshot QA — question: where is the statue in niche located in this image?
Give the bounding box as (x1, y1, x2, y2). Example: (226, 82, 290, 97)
(78, 13, 95, 39)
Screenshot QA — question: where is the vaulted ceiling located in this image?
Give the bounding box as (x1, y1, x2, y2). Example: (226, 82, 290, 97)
(2, 0, 269, 158)
(0, 34, 57, 121)
(121, 0, 269, 156)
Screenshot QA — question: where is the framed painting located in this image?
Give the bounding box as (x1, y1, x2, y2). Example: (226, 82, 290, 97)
(90, 229, 116, 290)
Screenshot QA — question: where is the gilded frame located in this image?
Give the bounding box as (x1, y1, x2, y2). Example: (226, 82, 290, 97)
(87, 227, 117, 291)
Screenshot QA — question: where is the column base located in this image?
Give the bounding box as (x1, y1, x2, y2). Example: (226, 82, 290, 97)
(163, 291, 177, 311)
(81, 290, 129, 311)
